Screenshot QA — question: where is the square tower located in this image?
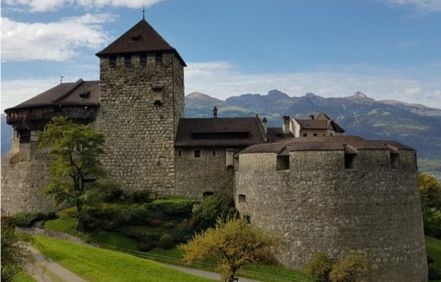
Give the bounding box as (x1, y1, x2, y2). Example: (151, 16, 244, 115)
(95, 19, 185, 194)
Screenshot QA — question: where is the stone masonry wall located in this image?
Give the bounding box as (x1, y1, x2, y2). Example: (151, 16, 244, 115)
(95, 52, 184, 195)
(1, 141, 55, 215)
(175, 147, 234, 199)
(236, 150, 427, 282)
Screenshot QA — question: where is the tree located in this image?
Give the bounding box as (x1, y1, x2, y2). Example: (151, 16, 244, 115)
(418, 173, 441, 238)
(181, 217, 278, 282)
(1, 217, 33, 282)
(39, 116, 105, 231)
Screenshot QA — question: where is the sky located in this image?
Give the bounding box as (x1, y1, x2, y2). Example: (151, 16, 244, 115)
(1, 0, 441, 112)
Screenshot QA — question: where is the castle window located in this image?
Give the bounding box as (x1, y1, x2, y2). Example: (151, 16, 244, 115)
(212, 149, 216, 156)
(109, 56, 116, 67)
(313, 133, 318, 137)
(178, 150, 182, 157)
(140, 54, 147, 67)
(276, 155, 290, 171)
(390, 152, 400, 169)
(19, 130, 31, 143)
(303, 133, 307, 137)
(156, 52, 163, 64)
(344, 153, 356, 169)
(124, 55, 132, 68)
(203, 191, 214, 199)
(194, 149, 201, 158)
(238, 194, 246, 203)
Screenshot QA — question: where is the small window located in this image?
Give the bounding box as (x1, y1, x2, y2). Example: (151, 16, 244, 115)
(243, 215, 251, 223)
(330, 133, 334, 136)
(276, 155, 290, 170)
(238, 194, 246, 203)
(155, 52, 163, 64)
(345, 153, 356, 169)
(140, 54, 147, 67)
(323, 133, 326, 136)
(303, 133, 307, 137)
(194, 150, 201, 158)
(391, 153, 400, 169)
(203, 191, 214, 199)
(313, 133, 318, 137)
(124, 55, 132, 68)
(178, 150, 182, 157)
(19, 130, 31, 143)
(212, 149, 216, 156)
(109, 56, 116, 67)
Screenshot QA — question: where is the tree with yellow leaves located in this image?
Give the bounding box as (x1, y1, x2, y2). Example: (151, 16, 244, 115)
(181, 217, 278, 282)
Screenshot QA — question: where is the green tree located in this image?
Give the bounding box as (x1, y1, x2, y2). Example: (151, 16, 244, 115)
(181, 217, 278, 282)
(1, 217, 33, 282)
(419, 173, 441, 238)
(39, 116, 105, 231)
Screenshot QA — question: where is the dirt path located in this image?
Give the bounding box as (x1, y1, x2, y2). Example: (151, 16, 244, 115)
(25, 246, 88, 282)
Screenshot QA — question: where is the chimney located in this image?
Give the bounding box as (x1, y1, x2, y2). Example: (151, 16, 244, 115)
(213, 106, 218, 119)
(283, 116, 290, 134)
(262, 117, 268, 134)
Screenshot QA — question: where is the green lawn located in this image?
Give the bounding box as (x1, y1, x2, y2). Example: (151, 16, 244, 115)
(12, 270, 35, 282)
(427, 236, 441, 282)
(33, 235, 214, 282)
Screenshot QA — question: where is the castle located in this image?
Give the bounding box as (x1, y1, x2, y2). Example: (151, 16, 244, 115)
(1, 19, 428, 281)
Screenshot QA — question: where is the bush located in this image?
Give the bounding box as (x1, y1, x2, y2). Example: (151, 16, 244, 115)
(97, 180, 125, 202)
(119, 226, 162, 244)
(139, 242, 156, 252)
(428, 256, 441, 280)
(13, 212, 47, 227)
(304, 253, 333, 282)
(190, 195, 238, 233)
(329, 252, 369, 282)
(128, 190, 153, 204)
(158, 233, 175, 249)
(163, 222, 176, 229)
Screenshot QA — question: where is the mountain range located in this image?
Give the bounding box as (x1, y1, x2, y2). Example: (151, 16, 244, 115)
(2, 90, 441, 178)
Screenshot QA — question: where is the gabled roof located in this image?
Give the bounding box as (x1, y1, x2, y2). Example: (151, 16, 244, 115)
(96, 19, 186, 66)
(294, 113, 345, 133)
(5, 79, 100, 112)
(175, 117, 266, 147)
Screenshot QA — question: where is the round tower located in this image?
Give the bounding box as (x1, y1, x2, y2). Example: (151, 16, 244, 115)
(235, 136, 427, 282)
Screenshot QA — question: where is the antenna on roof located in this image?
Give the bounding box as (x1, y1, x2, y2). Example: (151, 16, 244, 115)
(142, 5, 145, 20)
(60, 76, 64, 84)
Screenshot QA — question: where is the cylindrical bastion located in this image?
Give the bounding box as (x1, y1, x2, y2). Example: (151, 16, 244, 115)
(235, 136, 427, 282)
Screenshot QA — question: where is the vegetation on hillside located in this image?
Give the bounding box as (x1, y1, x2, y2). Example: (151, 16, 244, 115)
(182, 217, 278, 282)
(419, 173, 441, 239)
(39, 116, 106, 231)
(33, 236, 214, 282)
(1, 217, 33, 282)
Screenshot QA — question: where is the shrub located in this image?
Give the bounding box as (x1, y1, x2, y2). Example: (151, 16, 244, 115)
(139, 242, 156, 252)
(158, 234, 175, 249)
(304, 253, 333, 282)
(119, 226, 162, 244)
(129, 190, 153, 204)
(163, 222, 176, 229)
(13, 212, 47, 227)
(329, 252, 369, 282)
(150, 219, 162, 226)
(97, 180, 125, 202)
(428, 256, 441, 280)
(190, 195, 238, 232)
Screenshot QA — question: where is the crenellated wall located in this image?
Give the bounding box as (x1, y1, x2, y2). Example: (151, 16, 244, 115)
(236, 149, 427, 282)
(95, 52, 184, 195)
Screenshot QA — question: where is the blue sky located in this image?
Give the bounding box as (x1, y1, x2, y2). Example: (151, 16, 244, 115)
(2, 0, 441, 111)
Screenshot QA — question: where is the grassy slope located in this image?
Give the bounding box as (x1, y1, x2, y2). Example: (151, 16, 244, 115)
(12, 270, 36, 282)
(43, 216, 311, 282)
(33, 235, 214, 282)
(427, 236, 441, 282)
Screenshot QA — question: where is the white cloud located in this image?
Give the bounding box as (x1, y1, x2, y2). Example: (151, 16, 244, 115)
(1, 14, 115, 62)
(185, 61, 441, 109)
(3, 0, 163, 12)
(387, 0, 441, 12)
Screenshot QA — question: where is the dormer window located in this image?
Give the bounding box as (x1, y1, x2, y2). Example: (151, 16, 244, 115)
(131, 34, 141, 41)
(80, 91, 90, 99)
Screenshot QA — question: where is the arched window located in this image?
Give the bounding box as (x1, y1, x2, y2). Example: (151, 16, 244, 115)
(203, 191, 214, 199)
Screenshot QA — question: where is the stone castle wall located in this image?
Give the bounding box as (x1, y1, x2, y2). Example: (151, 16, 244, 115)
(1, 140, 55, 215)
(175, 147, 235, 199)
(94, 52, 184, 194)
(236, 150, 427, 282)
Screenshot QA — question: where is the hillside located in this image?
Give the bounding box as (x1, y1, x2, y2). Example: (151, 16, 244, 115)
(2, 90, 441, 178)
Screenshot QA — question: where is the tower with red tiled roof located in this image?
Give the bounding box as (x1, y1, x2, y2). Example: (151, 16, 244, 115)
(94, 19, 185, 194)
